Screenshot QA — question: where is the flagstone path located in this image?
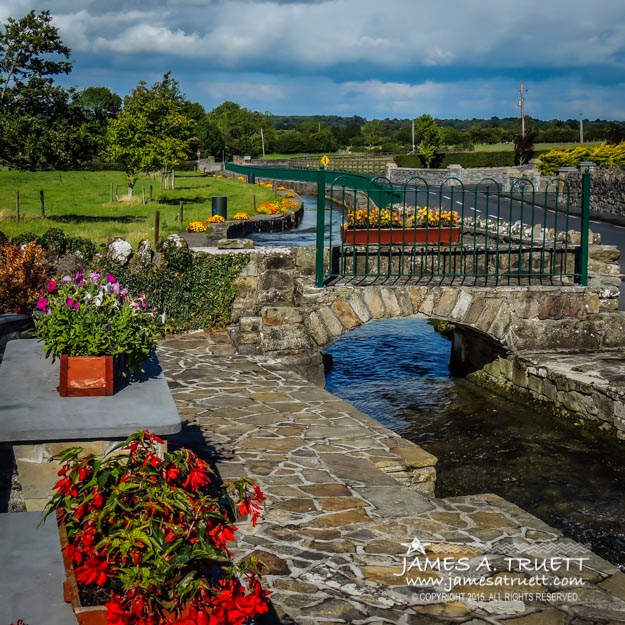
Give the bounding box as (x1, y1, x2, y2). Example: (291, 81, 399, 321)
(158, 332, 625, 625)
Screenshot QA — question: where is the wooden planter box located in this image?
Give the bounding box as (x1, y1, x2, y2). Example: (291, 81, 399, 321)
(342, 226, 461, 246)
(59, 355, 114, 397)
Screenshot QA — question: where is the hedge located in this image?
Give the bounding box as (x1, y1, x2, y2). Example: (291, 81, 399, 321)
(394, 150, 552, 170)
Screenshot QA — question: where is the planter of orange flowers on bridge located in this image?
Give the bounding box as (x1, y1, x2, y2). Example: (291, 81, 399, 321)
(342, 206, 461, 245)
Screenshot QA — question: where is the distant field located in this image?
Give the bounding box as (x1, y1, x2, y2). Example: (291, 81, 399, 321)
(473, 142, 603, 152)
(0, 170, 276, 246)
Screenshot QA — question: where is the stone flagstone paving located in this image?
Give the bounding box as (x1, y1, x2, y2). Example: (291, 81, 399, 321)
(158, 332, 625, 625)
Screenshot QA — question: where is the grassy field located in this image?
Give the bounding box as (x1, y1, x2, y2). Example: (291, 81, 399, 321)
(0, 170, 277, 246)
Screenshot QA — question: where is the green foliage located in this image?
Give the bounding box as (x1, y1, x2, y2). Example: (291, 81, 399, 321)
(0, 241, 51, 313)
(537, 143, 625, 175)
(0, 10, 96, 170)
(38, 227, 66, 256)
(108, 248, 250, 333)
(105, 73, 194, 193)
(65, 236, 96, 262)
(414, 114, 444, 168)
(395, 151, 518, 168)
(11, 231, 39, 245)
(34, 270, 162, 372)
(208, 101, 270, 158)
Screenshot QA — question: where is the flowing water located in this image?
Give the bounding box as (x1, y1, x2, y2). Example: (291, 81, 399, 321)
(249, 196, 343, 246)
(324, 318, 625, 570)
(247, 196, 625, 569)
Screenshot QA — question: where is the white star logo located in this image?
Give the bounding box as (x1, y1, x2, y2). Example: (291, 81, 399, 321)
(401, 536, 427, 557)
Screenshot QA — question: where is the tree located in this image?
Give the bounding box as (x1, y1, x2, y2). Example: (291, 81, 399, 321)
(0, 10, 80, 169)
(514, 130, 537, 165)
(196, 118, 225, 158)
(414, 114, 443, 168)
(361, 120, 384, 149)
(105, 73, 194, 196)
(208, 101, 271, 158)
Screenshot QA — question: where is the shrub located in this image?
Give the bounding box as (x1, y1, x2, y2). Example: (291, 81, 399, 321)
(11, 232, 39, 246)
(65, 237, 97, 262)
(537, 142, 625, 175)
(0, 242, 51, 313)
(39, 228, 67, 258)
(107, 248, 250, 333)
(0, 231, 8, 247)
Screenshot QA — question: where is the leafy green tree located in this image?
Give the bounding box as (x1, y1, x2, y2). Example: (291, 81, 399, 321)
(362, 120, 384, 149)
(105, 73, 194, 196)
(0, 10, 82, 169)
(208, 101, 271, 158)
(414, 114, 444, 168)
(196, 118, 225, 158)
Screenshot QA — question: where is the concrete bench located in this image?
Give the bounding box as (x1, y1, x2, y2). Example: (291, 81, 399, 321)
(0, 511, 74, 625)
(0, 339, 182, 510)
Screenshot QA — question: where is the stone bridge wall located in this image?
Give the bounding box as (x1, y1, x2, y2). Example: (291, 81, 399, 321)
(205, 244, 625, 437)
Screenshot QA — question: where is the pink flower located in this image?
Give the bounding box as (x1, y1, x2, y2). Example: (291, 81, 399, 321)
(47, 279, 57, 292)
(106, 273, 116, 284)
(74, 269, 84, 286)
(36, 297, 48, 312)
(66, 298, 80, 310)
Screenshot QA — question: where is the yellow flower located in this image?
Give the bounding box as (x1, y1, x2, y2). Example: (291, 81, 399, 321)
(233, 212, 249, 220)
(186, 221, 209, 232)
(207, 215, 226, 223)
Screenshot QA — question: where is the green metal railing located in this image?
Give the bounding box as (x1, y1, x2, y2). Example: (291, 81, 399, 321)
(224, 162, 591, 289)
(321, 173, 589, 287)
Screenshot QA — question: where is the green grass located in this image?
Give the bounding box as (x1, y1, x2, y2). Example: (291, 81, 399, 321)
(473, 141, 603, 152)
(0, 170, 277, 246)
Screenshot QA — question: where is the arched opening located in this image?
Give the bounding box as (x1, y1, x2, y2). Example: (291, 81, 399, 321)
(323, 316, 625, 570)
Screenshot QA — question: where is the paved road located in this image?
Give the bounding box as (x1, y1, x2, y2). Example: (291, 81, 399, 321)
(409, 187, 625, 307)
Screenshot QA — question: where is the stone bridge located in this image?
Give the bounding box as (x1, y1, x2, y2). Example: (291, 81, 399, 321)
(195, 244, 625, 438)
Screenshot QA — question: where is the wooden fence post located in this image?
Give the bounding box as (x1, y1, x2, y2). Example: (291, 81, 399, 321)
(40, 190, 45, 218)
(154, 211, 160, 246)
(16, 191, 20, 222)
(179, 201, 184, 225)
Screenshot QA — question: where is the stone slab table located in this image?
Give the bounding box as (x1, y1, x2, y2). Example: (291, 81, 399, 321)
(0, 339, 181, 510)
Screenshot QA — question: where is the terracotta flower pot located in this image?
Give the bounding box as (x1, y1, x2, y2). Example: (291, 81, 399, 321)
(342, 226, 461, 245)
(58, 355, 114, 397)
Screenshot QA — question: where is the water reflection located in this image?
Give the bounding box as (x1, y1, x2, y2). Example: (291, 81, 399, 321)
(249, 196, 343, 246)
(324, 317, 625, 569)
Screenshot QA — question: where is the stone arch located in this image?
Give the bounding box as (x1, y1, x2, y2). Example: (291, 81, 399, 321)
(303, 284, 595, 353)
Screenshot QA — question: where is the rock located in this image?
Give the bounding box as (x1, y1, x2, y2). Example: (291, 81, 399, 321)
(217, 238, 254, 249)
(107, 238, 133, 265)
(128, 240, 153, 273)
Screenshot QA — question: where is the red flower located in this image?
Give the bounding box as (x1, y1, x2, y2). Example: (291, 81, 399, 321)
(105, 597, 128, 625)
(75, 556, 111, 586)
(183, 467, 211, 491)
(53, 475, 77, 497)
(208, 523, 237, 550)
(162, 464, 181, 484)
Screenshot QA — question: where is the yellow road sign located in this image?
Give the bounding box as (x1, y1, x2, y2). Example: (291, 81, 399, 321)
(320, 155, 330, 168)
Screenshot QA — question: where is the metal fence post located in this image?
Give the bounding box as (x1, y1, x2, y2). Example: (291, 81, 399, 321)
(580, 169, 591, 286)
(315, 166, 327, 288)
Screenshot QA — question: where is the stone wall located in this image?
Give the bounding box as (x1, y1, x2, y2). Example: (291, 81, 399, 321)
(386, 163, 539, 190)
(558, 168, 625, 221)
(470, 348, 625, 441)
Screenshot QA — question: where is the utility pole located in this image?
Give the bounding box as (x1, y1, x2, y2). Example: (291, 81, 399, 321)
(411, 119, 416, 154)
(260, 128, 266, 157)
(518, 81, 527, 138)
(579, 114, 584, 144)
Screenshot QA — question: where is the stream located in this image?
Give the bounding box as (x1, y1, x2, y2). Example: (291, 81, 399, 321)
(251, 195, 625, 570)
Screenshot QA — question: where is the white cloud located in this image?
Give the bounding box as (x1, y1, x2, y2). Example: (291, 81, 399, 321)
(4, 0, 625, 119)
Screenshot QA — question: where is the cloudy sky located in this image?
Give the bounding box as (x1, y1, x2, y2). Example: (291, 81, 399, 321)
(2, 0, 625, 120)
